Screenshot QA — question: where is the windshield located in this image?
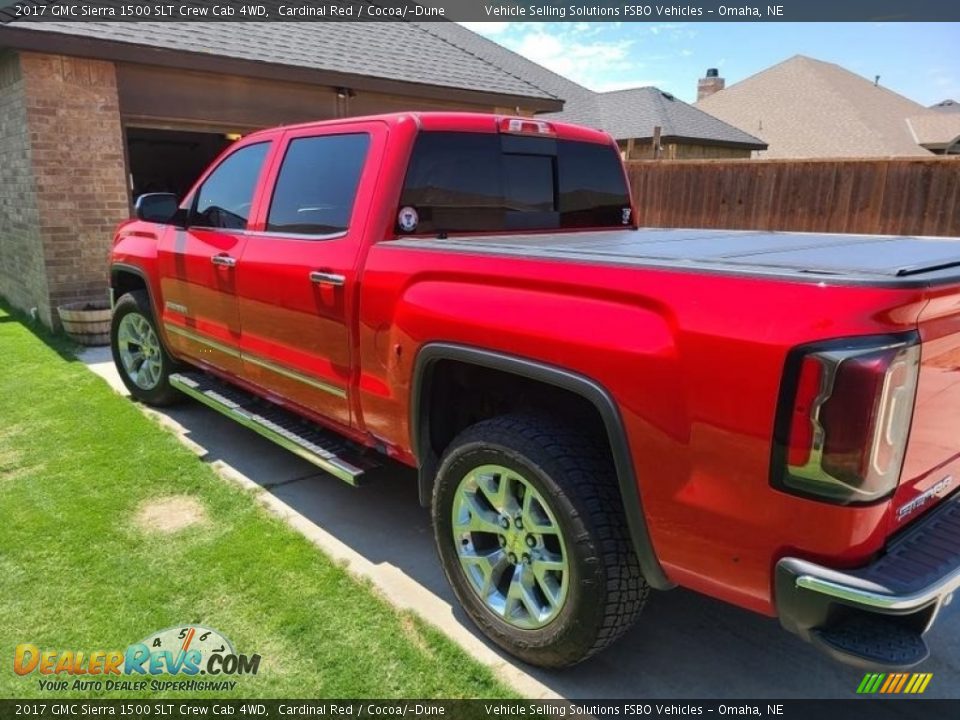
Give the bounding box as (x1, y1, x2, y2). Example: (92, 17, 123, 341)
(397, 131, 632, 235)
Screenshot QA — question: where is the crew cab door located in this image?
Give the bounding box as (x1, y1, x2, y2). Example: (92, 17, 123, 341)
(157, 140, 272, 375)
(236, 122, 382, 429)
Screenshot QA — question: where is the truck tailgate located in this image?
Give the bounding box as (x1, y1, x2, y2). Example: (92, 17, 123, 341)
(895, 288, 960, 528)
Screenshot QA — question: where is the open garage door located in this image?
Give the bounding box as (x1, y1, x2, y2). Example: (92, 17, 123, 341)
(126, 127, 234, 202)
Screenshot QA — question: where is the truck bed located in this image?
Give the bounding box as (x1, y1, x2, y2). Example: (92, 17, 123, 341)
(392, 228, 960, 287)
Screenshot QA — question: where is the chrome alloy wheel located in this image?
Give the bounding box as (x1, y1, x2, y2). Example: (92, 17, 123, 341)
(452, 464, 570, 630)
(116, 312, 163, 390)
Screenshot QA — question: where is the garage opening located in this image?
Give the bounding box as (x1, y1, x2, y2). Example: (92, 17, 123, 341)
(126, 127, 235, 202)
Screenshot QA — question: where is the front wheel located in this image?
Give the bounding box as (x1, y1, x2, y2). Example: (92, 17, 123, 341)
(432, 414, 648, 668)
(110, 290, 182, 406)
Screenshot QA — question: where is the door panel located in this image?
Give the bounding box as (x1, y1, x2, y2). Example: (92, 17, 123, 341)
(237, 238, 356, 426)
(237, 125, 382, 429)
(158, 227, 246, 374)
(156, 140, 272, 375)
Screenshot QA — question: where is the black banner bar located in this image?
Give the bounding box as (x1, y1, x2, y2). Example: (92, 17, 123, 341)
(2, 0, 960, 22)
(0, 699, 949, 720)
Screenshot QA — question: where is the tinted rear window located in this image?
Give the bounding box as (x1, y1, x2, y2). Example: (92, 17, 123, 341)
(397, 132, 631, 235)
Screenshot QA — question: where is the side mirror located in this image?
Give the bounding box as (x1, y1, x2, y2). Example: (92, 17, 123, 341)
(134, 193, 180, 224)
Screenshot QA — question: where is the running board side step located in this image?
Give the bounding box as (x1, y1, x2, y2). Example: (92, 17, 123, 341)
(169, 371, 377, 485)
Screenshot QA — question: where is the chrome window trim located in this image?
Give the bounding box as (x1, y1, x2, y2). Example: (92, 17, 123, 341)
(254, 230, 348, 242)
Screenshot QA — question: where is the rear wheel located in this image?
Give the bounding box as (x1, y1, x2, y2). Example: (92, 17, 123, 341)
(433, 414, 648, 667)
(110, 290, 182, 406)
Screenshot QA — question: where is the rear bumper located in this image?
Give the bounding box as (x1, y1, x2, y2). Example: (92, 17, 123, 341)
(776, 489, 960, 668)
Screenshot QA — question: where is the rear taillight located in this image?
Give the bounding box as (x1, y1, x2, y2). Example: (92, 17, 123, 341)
(772, 333, 921, 504)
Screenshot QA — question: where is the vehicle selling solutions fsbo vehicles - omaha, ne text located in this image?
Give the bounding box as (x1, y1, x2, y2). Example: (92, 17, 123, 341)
(109, 112, 960, 669)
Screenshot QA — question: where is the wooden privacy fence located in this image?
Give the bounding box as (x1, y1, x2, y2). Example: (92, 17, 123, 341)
(626, 157, 960, 237)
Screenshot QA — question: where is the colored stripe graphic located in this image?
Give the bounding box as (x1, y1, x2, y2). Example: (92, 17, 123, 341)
(856, 673, 885, 694)
(894, 674, 910, 693)
(857, 672, 932, 694)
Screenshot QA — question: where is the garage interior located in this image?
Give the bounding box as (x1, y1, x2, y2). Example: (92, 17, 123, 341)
(125, 127, 234, 201)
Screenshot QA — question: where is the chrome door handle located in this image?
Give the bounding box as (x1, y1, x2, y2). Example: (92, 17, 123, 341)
(309, 271, 345, 287)
(211, 254, 237, 268)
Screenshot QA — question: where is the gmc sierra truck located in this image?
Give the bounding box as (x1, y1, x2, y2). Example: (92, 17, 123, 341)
(109, 112, 960, 670)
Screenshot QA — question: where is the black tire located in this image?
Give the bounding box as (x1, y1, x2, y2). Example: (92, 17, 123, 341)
(110, 290, 183, 406)
(433, 414, 648, 668)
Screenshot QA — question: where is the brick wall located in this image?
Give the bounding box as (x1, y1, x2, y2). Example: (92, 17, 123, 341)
(19, 52, 129, 326)
(0, 51, 49, 322)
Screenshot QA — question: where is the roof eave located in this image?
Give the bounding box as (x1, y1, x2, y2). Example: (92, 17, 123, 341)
(0, 27, 563, 113)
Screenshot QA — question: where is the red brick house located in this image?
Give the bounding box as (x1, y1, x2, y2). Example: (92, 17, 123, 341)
(0, 22, 561, 327)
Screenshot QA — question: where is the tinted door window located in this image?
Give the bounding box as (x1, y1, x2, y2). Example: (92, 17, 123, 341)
(192, 142, 269, 230)
(398, 132, 631, 234)
(267, 133, 370, 236)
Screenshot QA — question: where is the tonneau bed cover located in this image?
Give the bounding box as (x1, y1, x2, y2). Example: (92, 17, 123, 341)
(392, 228, 960, 287)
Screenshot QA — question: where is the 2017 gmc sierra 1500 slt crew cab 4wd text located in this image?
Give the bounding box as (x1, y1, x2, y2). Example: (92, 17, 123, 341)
(109, 112, 960, 670)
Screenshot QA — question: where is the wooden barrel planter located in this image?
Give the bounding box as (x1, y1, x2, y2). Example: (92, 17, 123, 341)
(58, 300, 112, 346)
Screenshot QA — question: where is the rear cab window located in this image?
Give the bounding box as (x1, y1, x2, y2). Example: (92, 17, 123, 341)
(396, 131, 632, 236)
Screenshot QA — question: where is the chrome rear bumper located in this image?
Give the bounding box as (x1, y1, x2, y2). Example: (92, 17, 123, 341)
(776, 491, 960, 667)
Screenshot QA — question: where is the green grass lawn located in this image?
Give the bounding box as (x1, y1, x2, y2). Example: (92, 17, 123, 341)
(0, 303, 514, 699)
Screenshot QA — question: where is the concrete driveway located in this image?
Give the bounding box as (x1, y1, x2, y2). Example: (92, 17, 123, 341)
(81, 347, 959, 700)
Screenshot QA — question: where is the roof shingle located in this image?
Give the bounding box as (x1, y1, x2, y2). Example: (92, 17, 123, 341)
(931, 99, 960, 113)
(1, 20, 559, 102)
(697, 55, 954, 158)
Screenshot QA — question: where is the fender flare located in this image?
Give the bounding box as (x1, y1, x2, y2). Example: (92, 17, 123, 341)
(110, 263, 176, 355)
(410, 342, 674, 591)
(110, 263, 158, 315)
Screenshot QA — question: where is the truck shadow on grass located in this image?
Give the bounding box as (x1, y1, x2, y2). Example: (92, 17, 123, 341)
(76, 346, 960, 701)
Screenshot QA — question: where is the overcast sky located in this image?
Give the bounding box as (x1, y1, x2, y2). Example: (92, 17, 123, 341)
(459, 22, 959, 107)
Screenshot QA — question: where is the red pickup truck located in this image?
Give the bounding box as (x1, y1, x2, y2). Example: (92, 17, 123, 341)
(109, 112, 960, 670)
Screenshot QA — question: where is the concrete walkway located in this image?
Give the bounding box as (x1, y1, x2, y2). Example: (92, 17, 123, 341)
(80, 347, 959, 699)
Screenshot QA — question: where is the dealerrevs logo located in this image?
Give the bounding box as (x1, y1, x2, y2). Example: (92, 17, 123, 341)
(14, 625, 261, 692)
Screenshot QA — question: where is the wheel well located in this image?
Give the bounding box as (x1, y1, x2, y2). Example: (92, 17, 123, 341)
(424, 360, 607, 462)
(111, 268, 148, 301)
(413, 345, 675, 591)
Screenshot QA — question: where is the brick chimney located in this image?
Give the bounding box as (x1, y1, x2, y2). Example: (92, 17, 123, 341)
(697, 68, 725, 101)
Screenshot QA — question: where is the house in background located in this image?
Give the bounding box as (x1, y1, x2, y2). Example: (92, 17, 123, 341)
(427, 23, 767, 160)
(696, 55, 960, 158)
(552, 86, 767, 160)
